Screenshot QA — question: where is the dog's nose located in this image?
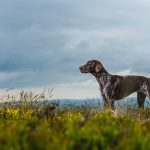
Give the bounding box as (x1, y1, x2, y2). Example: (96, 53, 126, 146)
(79, 66, 82, 70)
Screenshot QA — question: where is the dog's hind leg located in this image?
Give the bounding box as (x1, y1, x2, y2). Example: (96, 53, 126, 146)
(137, 92, 146, 109)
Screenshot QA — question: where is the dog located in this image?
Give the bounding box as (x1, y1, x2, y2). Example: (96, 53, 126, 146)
(79, 60, 150, 110)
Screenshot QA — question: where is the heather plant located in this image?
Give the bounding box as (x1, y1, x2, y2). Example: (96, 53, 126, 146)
(0, 90, 149, 150)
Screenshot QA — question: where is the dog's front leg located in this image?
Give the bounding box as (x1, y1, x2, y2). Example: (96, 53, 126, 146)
(109, 100, 115, 110)
(101, 94, 109, 110)
(102, 95, 114, 110)
(103, 99, 109, 110)
(103, 99, 114, 111)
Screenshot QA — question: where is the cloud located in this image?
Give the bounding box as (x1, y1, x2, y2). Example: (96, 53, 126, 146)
(0, 72, 19, 82)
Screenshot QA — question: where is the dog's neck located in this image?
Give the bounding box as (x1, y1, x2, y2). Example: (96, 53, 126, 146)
(91, 67, 110, 78)
(91, 67, 112, 88)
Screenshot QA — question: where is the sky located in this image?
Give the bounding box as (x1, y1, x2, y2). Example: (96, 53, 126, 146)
(0, 0, 150, 98)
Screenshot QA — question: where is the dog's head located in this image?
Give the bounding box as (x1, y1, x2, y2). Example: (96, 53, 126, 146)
(79, 60, 103, 74)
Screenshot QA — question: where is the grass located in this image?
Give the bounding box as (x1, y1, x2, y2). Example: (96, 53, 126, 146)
(0, 89, 149, 150)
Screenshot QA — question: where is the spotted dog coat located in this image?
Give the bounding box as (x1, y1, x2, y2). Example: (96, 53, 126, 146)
(79, 60, 150, 110)
(96, 73, 120, 109)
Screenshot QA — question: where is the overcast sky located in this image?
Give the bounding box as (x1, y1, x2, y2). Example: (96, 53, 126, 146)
(0, 0, 150, 98)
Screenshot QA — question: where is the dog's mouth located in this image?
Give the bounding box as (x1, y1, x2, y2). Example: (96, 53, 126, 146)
(79, 66, 89, 73)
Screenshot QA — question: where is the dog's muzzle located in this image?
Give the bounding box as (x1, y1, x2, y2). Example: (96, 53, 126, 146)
(79, 66, 88, 73)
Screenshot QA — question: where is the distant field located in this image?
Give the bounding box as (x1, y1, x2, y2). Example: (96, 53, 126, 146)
(0, 90, 149, 150)
(49, 98, 150, 108)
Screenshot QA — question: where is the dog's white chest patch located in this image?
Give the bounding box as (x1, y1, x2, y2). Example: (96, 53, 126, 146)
(97, 73, 111, 98)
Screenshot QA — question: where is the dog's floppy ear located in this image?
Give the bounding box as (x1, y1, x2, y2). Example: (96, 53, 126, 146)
(95, 62, 102, 72)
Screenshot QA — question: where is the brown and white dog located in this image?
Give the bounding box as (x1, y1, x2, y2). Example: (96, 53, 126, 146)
(79, 60, 150, 110)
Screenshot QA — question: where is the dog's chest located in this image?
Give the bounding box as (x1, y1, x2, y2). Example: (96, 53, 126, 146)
(97, 74, 120, 100)
(97, 74, 112, 95)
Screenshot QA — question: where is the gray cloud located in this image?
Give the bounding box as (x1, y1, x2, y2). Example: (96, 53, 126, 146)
(0, 0, 150, 94)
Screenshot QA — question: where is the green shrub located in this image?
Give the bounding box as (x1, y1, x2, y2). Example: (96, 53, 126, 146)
(0, 90, 149, 150)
